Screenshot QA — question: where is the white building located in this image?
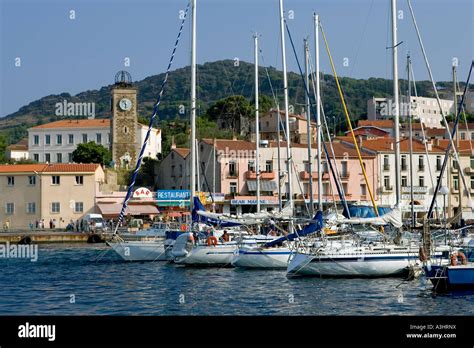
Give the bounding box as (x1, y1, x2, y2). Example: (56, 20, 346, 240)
(28, 119, 161, 163)
(5, 138, 28, 161)
(367, 96, 454, 129)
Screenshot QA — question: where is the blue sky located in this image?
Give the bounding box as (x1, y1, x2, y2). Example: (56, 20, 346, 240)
(0, 0, 472, 117)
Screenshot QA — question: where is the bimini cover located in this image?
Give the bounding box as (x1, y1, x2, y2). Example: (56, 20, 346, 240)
(264, 211, 323, 248)
(343, 205, 392, 219)
(340, 206, 403, 228)
(192, 197, 242, 227)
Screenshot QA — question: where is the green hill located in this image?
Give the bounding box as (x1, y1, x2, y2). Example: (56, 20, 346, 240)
(0, 59, 460, 147)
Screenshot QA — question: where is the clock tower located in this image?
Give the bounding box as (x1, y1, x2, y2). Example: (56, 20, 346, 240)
(111, 71, 138, 168)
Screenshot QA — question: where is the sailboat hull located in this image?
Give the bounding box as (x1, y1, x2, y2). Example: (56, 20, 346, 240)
(173, 244, 238, 266)
(108, 240, 168, 261)
(232, 247, 291, 269)
(287, 251, 420, 277)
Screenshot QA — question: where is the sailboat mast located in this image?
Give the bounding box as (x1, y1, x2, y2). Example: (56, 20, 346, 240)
(407, 54, 414, 230)
(304, 38, 313, 216)
(314, 13, 322, 212)
(190, 0, 197, 209)
(391, 0, 401, 207)
(279, 0, 293, 213)
(453, 65, 462, 223)
(254, 33, 261, 213)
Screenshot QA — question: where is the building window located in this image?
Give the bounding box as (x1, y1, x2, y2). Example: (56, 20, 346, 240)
(5, 203, 14, 215)
(323, 183, 330, 195)
(28, 176, 36, 186)
(74, 202, 84, 213)
(229, 161, 237, 177)
(51, 202, 60, 213)
(57, 153, 62, 163)
(68, 134, 74, 144)
(384, 176, 391, 190)
(82, 134, 88, 143)
(248, 160, 255, 172)
(123, 126, 129, 135)
(265, 160, 272, 172)
(33, 154, 39, 162)
(108, 133, 111, 144)
(7, 176, 14, 186)
(471, 157, 474, 169)
(68, 153, 73, 163)
(75, 176, 84, 185)
(436, 156, 442, 171)
(360, 184, 367, 196)
(52, 176, 60, 185)
(57, 134, 62, 145)
(383, 155, 389, 170)
(341, 161, 348, 177)
(453, 159, 459, 170)
(418, 156, 424, 171)
(453, 176, 459, 191)
(401, 155, 407, 171)
(45, 134, 51, 145)
(471, 132, 474, 141)
(419, 176, 424, 187)
(34, 135, 39, 145)
(401, 176, 407, 187)
(230, 182, 237, 194)
(26, 202, 36, 214)
(471, 177, 474, 190)
(179, 164, 183, 177)
(45, 153, 51, 163)
(322, 162, 328, 173)
(96, 133, 102, 144)
(171, 165, 175, 177)
(460, 132, 466, 140)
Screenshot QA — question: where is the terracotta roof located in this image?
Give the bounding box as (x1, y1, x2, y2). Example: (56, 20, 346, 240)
(6, 138, 28, 151)
(30, 119, 110, 129)
(424, 128, 446, 136)
(343, 137, 446, 153)
(450, 122, 474, 130)
(357, 119, 394, 128)
(173, 148, 190, 158)
(268, 140, 375, 158)
(436, 140, 474, 155)
(0, 164, 47, 173)
(42, 163, 100, 173)
(0, 163, 100, 173)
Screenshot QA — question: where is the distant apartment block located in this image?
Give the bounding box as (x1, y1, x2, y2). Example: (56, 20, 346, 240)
(367, 96, 454, 128)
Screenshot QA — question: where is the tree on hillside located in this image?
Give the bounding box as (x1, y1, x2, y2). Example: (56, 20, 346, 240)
(0, 135, 6, 163)
(72, 142, 112, 166)
(206, 95, 253, 121)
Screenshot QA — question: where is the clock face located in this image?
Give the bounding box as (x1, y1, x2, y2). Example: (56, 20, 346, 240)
(119, 98, 132, 111)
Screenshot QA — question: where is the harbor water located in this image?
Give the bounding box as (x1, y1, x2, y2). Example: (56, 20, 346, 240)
(1, 244, 473, 316)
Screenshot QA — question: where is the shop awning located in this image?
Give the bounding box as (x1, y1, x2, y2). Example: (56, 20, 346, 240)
(247, 180, 277, 191)
(97, 203, 159, 216)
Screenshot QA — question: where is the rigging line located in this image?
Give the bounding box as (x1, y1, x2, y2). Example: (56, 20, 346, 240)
(283, 18, 351, 218)
(455, 78, 474, 154)
(318, 20, 379, 216)
(348, 0, 375, 78)
(407, 0, 473, 216)
(114, 1, 191, 234)
(409, 64, 440, 219)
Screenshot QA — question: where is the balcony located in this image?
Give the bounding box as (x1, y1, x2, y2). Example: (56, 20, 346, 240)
(299, 171, 318, 180)
(360, 194, 367, 200)
(401, 186, 428, 194)
(226, 171, 238, 179)
(383, 164, 390, 171)
(464, 167, 474, 175)
(340, 172, 350, 180)
(246, 170, 276, 180)
(225, 193, 237, 199)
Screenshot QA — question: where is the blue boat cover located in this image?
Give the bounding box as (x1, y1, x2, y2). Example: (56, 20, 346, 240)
(264, 211, 323, 248)
(343, 205, 392, 219)
(192, 196, 242, 227)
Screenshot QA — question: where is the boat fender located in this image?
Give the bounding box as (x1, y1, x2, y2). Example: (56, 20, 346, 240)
(452, 251, 468, 266)
(419, 247, 428, 262)
(87, 234, 104, 243)
(207, 236, 218, 247)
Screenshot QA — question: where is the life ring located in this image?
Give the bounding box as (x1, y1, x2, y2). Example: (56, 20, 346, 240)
(419, 247, 427, 262)
(188, 233, 194, 242)
(180, 224, 187, 231)
(207, 236, 218, 246)
(450, 251, 468, 266)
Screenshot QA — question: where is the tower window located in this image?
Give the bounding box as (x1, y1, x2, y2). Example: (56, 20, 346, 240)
(123, 126, 129, 134)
